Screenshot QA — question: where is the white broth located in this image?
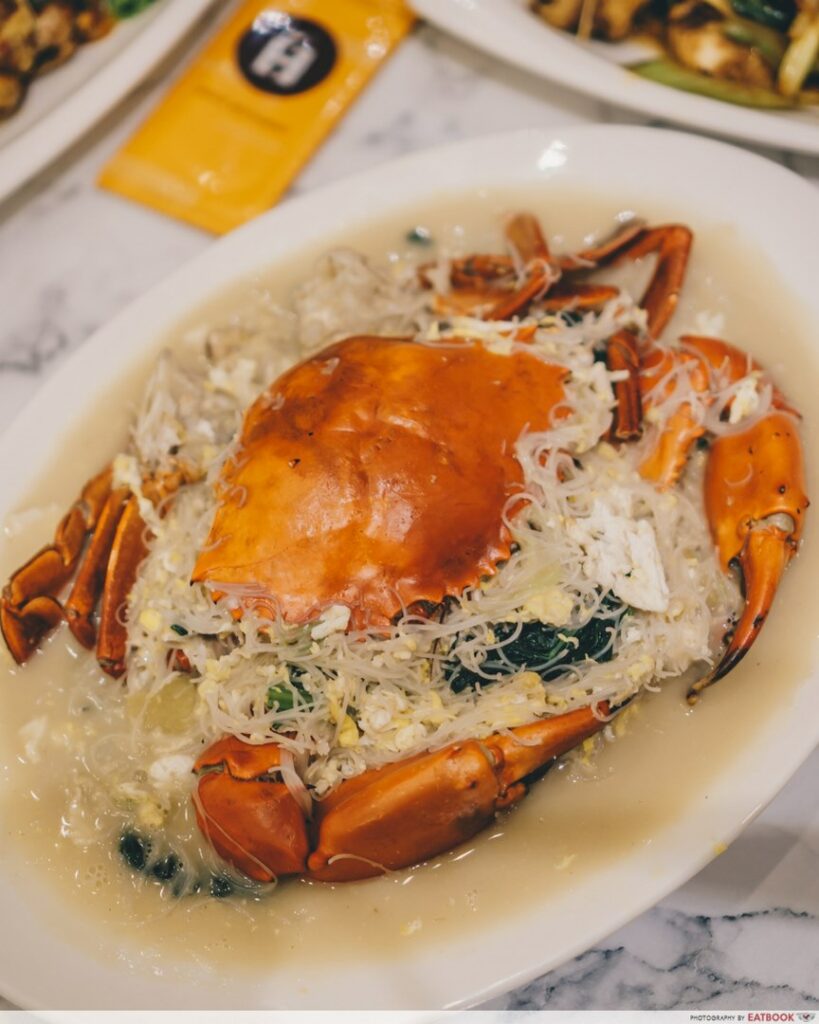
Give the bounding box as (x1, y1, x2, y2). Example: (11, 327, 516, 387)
(0, 187, 816, 983)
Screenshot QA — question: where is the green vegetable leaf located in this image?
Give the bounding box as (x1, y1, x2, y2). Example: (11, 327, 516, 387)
(406, 226, 433, 246)
(630, 59, 794, 108)
(106, 0, 160, 19)
(266, 666, 313, 711)
(729, 0, 795, 31)
(446, 597, 626, 693)
(723, 19, 786, 67)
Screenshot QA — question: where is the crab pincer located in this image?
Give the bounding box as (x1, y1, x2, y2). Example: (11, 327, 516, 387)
(193, 705, 610, 885)
(633, 334, 809, 700)
(691, 407, 808, 699)
(194, 738, 310, 882)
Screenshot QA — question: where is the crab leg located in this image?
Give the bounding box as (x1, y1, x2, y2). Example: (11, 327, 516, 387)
(505, 212, 551, 262)
(606, 329, 644, 442)
(0, 467, 112, 663)
(423, 218, 688, 333)
(605, 224, 693, 338)
(485, 266, 553, 321)
(96, 497, 150, 679)
(636, 340, 710, 486)
(432, 279, 616, 319)
(193, 704, 609, 885)
(1, 459, 198, 674)
(64, 487, 130, 650)
(602, 226, 694, 442)
(424, 213, 622, 321)
(558, 217, 647, 271)
(541, 282, 619, 312)
(447, 255, 515, 288)
(93, 469, 198, 676)
(477, 213, 558, 320)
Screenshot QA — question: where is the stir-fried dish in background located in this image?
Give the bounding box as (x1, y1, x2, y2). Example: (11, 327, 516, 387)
(531, 0, 819, 107)
(0, 0, 159, 119)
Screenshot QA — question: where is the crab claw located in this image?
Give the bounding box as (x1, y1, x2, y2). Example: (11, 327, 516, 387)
(194, 736, 309, 883)
(306, 703, 608, 882)
(192, 706, 609, 885)
(688, 410, 808, 702)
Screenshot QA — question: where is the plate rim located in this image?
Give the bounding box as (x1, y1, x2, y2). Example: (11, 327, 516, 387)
(0, 0, 220, 205)
(0, 124, 817, 1010)
(410, 0, 819, 156)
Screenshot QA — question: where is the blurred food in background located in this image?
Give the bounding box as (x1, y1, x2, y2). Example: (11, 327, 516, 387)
(530, 0, 819, 107)
(0, 0, 159, 118)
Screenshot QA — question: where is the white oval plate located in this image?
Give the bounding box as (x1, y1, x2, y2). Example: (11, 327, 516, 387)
(411, 0, 819, 156)
(0, 126, 817, 1009)
(0, 0, 218, 205)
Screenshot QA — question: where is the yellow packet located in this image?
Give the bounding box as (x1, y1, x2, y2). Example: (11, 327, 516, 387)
(99, 0, 414, 233)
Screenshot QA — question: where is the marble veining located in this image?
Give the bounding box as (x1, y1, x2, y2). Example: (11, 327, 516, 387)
(501, 907, 819, 1010)
(0, 12, 817, 1013)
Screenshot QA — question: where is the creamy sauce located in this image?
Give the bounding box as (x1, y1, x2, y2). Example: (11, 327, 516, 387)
(0, 187, 816, 985)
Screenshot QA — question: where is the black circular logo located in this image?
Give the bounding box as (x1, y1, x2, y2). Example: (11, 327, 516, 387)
(237, 11, 336, 96)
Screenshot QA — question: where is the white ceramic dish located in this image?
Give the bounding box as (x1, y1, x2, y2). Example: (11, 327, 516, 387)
(0, 126, 817, 1009)
(0, 0, 218, 204)
(411, 0, 819, 156)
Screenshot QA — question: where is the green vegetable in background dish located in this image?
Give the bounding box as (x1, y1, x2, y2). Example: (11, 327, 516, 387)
(106, 0, 159, 18)
(631, 57, 795, 106)
(723, 18, 787, 66)
(729, 0, 795, 31)
(530, 0, 818, 108)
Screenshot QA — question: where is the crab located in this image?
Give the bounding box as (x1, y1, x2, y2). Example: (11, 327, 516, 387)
(1, 212, 808, 887)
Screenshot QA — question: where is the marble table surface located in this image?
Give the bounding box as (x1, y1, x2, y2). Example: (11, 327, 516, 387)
(0, 7, 817, 1012)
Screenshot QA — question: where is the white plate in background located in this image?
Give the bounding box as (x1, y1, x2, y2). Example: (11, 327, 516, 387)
(0, 0, 219, 204)
(411, 0, 819, 156)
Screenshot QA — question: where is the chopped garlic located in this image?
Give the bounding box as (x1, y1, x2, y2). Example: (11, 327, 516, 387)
(337, 715, 359, 748)
(627, 654, 654, 682)
(423, 690, 449, 726)
(523, 587, 574, 627)
(138, 608, 162, 634)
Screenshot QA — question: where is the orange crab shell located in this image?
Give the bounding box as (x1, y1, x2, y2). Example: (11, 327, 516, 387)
(192, 335, 568, 630)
